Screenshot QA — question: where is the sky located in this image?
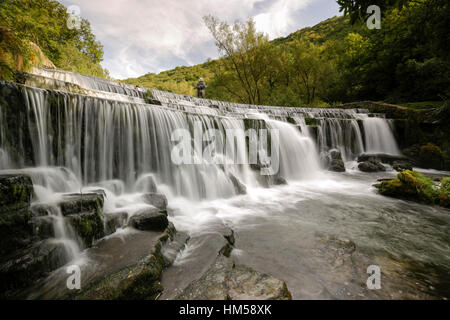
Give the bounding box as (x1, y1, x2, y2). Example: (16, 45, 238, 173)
(59, 0, 341, 79)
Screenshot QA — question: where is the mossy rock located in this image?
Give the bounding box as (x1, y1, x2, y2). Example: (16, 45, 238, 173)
(58, 193, 104, 217)
(305, 117, 318, 126)
(0, 174, 34, 256)
(128, 207, 168, 232)
(0, 174, 33, 211)
(438, 178, 450, 208)
(374, 170, 445, 206)
(68, 210, 105, 248)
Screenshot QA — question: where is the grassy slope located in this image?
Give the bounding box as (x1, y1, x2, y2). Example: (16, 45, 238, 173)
(122, 16, 355, 94)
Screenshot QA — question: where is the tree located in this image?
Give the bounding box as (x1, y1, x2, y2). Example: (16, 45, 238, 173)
(203, 15, 272, 105)
(0, 0, 108, 78)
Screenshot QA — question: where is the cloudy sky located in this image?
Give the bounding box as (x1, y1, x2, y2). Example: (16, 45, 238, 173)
(59, 0, 341, 79)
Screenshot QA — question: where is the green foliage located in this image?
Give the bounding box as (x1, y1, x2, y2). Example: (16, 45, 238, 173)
(0, 0, 109, 78)
(338, 0, 450, 102)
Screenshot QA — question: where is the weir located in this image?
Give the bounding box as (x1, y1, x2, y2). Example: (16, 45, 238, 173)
(0, 67, 400, 195)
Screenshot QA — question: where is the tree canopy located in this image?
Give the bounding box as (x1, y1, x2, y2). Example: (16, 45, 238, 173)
(0, 0, 109, 79)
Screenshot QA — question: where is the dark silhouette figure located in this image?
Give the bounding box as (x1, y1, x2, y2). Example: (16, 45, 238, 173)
(196, 78, 207, 98)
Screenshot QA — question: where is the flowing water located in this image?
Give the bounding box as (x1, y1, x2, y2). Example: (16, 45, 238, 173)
(0, 68, 448, 299)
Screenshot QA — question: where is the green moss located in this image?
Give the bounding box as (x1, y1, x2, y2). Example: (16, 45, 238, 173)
(305, 117, 318, 126)
(375, 170, 450, 208)
(68, 210, 104, 248)
(438, 178, 450, 208)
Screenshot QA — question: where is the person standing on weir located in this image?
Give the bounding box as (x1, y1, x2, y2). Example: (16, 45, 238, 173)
(196, 78, 207, 98)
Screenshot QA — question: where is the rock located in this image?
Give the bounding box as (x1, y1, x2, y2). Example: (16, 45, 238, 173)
(103, 211, 128, 236)
(76, 241, 165, 300)
(357, 153, 408, 165)
(271, 176, 288, 185)
(0, 174, 34, 256)
(329, 159, 346, 172)
(329, 149, 342, 160)
(75, 225, 177, 300)
(129, 207, 169, 232)
(30, 215, 55, 240)
(67, 210, 105, 247)
(31, 193, 105, 247)
(374, 170, 446, 206)
(392, 160, 413, 172)
(175, 255, 292, 300)
(59, 192, 104, 217)
(322, 149, 346, 172)
(358, 160, 386, 172)
(228, 173, 247, 195)
(0, 240, 68, 298)
(0, 174, 33, 212)
(140, 193, 168, 211)
(0, 208, 33, 256)
(219, 226, 235, 246)
(161, 231, 190, 267)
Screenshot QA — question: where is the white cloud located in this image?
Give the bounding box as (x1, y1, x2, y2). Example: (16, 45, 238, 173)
(59, 0, 337, 79)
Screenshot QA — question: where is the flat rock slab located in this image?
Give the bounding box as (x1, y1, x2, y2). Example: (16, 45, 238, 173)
(25, 228, 170, 299)
(159, 233, 229, 300)
(175, 255, 292, 300)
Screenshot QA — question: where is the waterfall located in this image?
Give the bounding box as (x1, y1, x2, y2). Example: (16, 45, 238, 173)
(317, 118, 364, 161)
(363, 117, 401, 155)
(0, 67, 402, 200)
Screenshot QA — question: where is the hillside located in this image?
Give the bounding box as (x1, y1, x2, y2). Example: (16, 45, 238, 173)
(122, 15, 359, 97)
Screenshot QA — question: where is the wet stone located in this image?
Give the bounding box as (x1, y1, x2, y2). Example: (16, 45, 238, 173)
(140, 193, 168, 211)
(129, 207, 169, 232)
(175, 255, 292, 300)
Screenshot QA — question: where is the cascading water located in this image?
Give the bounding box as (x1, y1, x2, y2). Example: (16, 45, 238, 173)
(362, 116, 401, 155)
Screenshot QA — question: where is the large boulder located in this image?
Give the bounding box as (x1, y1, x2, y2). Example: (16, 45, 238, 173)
(175, 255, 292, 300)
(129, 207, 169, 232)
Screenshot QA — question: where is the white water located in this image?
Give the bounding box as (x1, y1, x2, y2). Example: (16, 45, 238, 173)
(363, 117, 401, 155)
